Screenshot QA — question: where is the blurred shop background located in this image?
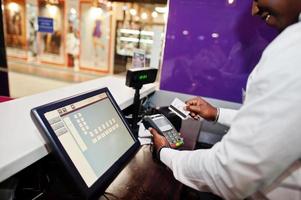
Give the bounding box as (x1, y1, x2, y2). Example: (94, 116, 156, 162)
(0, 0, 276, 103)
(0, 0, 167, 97)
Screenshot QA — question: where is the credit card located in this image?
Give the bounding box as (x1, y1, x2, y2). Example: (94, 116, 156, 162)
(168, 98, 190, 119)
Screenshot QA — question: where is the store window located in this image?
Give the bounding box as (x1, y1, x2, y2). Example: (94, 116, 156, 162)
(0, 0, 167, 97)
(113, 3, 166, 73)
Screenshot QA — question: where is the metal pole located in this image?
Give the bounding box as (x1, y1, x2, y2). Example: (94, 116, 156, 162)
(132, 86, 142, 136)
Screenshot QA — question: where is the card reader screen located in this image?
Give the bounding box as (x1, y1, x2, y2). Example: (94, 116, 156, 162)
(44, 93, 135, 187)
(154, 117, 173, 131)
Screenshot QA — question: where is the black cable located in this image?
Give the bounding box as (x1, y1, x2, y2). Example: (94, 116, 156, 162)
(104, 191, 119, 199)
(31, 192, 44, 200)
(102, 194, 110, 200)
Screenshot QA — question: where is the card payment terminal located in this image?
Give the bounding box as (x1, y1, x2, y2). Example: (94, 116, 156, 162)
(143, 114, 184, 148)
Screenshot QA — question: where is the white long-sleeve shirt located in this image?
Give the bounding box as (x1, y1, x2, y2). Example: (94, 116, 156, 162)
(160, 18, 301, 199)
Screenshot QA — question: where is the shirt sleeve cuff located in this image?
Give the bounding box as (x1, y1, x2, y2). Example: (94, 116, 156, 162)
(217, 108, 238, 127)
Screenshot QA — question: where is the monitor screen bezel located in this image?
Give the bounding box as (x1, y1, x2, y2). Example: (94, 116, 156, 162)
(31, 87, 140, 198)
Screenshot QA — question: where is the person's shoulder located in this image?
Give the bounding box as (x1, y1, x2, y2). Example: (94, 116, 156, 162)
(264, 22, 301, 55)
(279, 21, 301, 42)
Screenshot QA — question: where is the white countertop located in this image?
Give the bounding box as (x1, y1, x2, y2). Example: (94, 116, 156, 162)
(0, 75, 157, 182)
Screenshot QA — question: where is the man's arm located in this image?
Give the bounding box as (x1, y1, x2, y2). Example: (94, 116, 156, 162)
(161, 93, 301, 199)
(185, 97, 238, 127)
(159, 47, 301, 198)
(155, 25, 301, 199)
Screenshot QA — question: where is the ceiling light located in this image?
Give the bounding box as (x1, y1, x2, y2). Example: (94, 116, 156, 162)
(228, 0, 235, 4)
(211, 33, 219, 38)
(8, 2, 20, 12)
(129, 8, 137, 16)
(152, 11, 158, 18)
(141, 12, 148, 20)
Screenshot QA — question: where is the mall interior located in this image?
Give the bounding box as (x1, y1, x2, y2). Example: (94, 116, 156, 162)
(1, 0, 300, 199)
(0, 0, 167, 97)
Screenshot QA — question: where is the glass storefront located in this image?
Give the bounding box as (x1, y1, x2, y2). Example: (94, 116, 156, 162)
(0, 0, 167, 97)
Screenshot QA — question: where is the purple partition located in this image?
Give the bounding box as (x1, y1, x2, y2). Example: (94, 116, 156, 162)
(160, 0, 277, 103)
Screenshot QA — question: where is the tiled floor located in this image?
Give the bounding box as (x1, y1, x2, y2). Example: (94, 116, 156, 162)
(8, 71, 72, 98)
(7, 60, 108, 98)
(8, 60, 103, 83)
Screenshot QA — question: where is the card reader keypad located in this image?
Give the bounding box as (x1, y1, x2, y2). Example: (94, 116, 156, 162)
(163, 130, 184, 148)
(142, 114, 184, 148)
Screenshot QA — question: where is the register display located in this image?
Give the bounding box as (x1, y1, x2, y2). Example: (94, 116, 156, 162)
(44, 93, 135, 187)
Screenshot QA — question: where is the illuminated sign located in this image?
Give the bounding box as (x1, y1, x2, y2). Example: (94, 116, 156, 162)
(139, 74, 148, 80)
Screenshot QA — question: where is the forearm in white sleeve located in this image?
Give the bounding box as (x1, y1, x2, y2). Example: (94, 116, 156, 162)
(160, 23, 301, 200)
(160, 54, 301, 199)
(217, 108, 238, 127)
(160, 108, 301, 199)
(160, 145, 242, 199)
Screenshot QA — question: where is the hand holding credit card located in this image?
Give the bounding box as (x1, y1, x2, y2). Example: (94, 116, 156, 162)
(168, 98, 190, 119)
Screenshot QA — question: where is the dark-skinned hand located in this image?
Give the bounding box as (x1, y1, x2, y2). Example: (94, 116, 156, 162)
(149, 128, 170, 160)
(185, 97, 218, 121)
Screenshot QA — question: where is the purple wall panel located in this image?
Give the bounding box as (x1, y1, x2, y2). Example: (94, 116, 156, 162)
(160, 0, 277, 103)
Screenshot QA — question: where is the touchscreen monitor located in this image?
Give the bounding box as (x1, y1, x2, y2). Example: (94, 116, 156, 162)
(31, 87, 140, 198)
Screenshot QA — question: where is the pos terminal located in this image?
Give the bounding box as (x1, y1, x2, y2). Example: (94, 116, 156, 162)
(31, 87, 140, 199)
